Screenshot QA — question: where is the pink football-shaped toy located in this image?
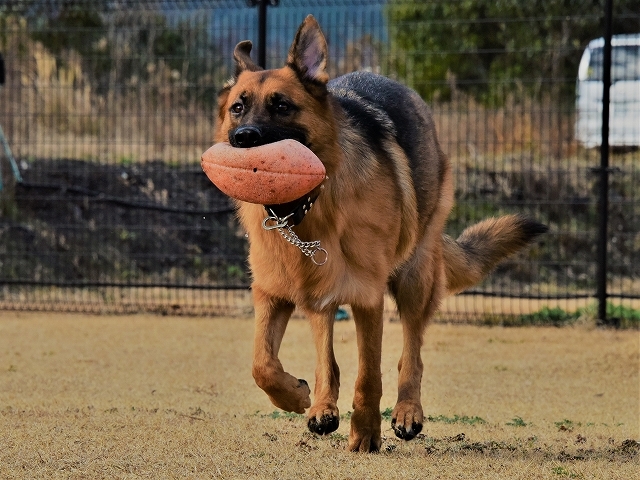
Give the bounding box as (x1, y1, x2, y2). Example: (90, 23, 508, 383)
(201, 139, 326, 205)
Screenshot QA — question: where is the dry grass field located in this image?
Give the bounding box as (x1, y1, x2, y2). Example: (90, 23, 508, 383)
(0, 311, 638, 479)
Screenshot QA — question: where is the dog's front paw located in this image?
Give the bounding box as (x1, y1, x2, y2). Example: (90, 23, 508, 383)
(391, 401, 423, 441)
(307, 403, 340, 435)
(347, 407, 382, 453)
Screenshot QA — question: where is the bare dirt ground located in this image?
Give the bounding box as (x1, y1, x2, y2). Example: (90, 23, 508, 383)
(1, 311, 638, 479)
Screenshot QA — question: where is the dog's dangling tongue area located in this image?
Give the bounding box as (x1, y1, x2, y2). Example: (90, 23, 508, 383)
(200, 139, 326, 206)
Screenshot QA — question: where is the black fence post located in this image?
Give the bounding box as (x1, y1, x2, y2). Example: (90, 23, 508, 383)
(247, 0, 279, 68)
(0, 53, 5, 86)
(596, 0, 614, 325)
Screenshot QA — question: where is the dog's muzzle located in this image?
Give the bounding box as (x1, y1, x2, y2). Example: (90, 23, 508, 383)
(229, 125, 308, 149)
(231, 126, 263, 148)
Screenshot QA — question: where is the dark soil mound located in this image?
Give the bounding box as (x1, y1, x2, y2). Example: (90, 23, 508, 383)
(2, 158, 247, 287)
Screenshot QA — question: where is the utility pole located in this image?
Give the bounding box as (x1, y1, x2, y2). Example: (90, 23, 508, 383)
(247, 0, 280, 68)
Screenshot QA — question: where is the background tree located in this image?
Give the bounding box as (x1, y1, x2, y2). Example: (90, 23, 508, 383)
(3, 0, 222, 107)
(387, 0, 640, 104)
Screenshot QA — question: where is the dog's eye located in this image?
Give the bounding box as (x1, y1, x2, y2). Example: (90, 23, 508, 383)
(276, 101, 290, 113)
(231, 102, 244, 114)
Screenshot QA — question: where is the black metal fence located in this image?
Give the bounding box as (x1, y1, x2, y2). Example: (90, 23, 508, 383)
(0, 0, 638, 322)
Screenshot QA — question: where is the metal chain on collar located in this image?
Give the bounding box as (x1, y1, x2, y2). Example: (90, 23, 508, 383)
(262, 211, 328, 266)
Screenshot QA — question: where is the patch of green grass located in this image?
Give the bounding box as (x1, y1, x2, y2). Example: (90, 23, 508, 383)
(552, 466, 584, 478)
(555, 419, 580, 431)
(256, 409, 490, 427)
(343, 409, 393, 421)
(328, 432, 348, 442)
(118, 155, 135, 166)
(576, 302, 640, 328)
(604, 303, 640, 328)
(516, 307, 580, 327)
(506, 416, 528, 427)
(492, 303, 640, 328)
(258, 410, 305, 420)
(225, 264, 245, 281)
(426, 414, 487, 425)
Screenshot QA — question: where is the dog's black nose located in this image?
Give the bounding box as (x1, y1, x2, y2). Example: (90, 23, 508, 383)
(232, 126, 262, 148)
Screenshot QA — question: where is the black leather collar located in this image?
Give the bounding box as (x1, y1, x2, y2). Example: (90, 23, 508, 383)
(264, 188, 320, 227)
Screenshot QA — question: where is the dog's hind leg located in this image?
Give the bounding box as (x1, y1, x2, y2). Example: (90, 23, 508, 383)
(305, 310, 341, 435)
(251, 286, 311, 414)
(389, 237, 447, 441)
(347, 299, 385, 452)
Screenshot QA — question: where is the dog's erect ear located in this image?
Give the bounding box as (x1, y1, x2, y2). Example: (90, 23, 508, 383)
(216, 41, 261, 126)
(287, 15, 329, 94)
(234, 40, 262, 76)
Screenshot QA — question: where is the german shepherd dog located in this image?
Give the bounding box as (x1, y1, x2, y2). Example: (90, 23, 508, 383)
(214, 16, 546, 452)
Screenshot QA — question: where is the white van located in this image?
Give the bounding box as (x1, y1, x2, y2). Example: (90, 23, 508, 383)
(575, 34, 640, 147)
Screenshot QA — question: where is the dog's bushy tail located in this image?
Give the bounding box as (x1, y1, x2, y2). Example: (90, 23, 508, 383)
(443, 215, 547, 295)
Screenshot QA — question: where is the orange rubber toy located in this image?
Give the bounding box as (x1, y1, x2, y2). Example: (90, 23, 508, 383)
(201, 139, 326, 205)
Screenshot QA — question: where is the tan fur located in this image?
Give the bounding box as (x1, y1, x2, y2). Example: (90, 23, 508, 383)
(443, 214, 541, 295)
(213, 16, 545, 452)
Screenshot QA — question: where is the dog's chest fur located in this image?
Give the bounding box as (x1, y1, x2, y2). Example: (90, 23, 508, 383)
(239, 189, 401, 312)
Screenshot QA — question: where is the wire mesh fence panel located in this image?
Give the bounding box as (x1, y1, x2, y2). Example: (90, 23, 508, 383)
(0, 0, 638, 321)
